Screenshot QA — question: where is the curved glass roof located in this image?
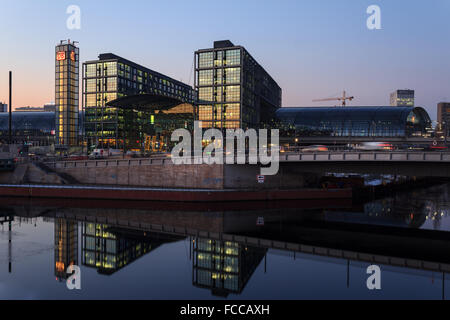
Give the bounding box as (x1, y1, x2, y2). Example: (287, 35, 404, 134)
(276, 107, 432, 137)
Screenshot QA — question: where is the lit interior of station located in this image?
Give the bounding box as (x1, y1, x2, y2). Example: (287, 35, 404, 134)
(106, 94, 194, 152)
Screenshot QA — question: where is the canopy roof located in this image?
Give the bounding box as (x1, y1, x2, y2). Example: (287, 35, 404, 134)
(106, 94, 187, 111)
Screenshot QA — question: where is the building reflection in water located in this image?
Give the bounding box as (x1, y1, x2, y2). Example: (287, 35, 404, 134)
(4, 184, 450, 297)
(323, 197, 428, 229)
(192, 238, 267, 297)
(54, 218, 78, 281)
(81, 222, 182, 275)
(1, 214, 14, 274)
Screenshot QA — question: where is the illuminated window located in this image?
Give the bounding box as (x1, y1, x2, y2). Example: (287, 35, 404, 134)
(224, 49, 240, 66)
(198, 52, 214, 68)
(224, 68, 240, 84)
(199, 70, 213, 86)
(199, 87, 213, 102)
(86, 64, 96, 77)
(224, 86, 240, 102)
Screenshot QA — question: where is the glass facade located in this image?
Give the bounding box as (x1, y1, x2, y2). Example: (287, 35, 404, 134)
(390, 90, 415, 107)
(81, 223, 156, 275)
(437, 102, 450, 137)
(276, 107, 433, 139)
(195, 41, 282, 130)
(55, 41, 79, 146)
(0, 112, 56, 146)
(83, 53, 196, 150)
(192, 238, 267, 296)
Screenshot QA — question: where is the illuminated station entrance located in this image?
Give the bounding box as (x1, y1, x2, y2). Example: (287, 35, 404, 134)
(106, 94, 194, 153)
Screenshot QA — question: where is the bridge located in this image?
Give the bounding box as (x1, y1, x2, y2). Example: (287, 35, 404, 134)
(39, 151, 450, 178)
(280, 151, 450, 163)
(280, 136, 438, 145)
(278, 151, 450, 177)
(45, 151, 450, 166)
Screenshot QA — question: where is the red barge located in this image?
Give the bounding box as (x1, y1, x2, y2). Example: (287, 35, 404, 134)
(0, 184, 352, 202)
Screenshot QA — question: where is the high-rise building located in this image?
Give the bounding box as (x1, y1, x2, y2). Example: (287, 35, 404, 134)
(195, 40, 282, 130)
(55, 40, 79, 147)
(390, 89, 415, 107)
(0, 103, 7, 113)
(437, 102, 450, 137)
(83, 53, 195, 150)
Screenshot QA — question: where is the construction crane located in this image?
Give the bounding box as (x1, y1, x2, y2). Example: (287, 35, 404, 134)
(313, 91, 355, 107)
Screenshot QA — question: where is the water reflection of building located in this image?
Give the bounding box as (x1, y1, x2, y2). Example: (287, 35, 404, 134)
(0, 214, 14, 274)
(54, 218, 78, 280)
(81, 223, 174, 275)
(322, 196, 428, 229)
(193, 238, 267, 297)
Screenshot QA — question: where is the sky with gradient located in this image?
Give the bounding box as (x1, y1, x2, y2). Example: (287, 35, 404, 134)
(0, 0, 449, 120)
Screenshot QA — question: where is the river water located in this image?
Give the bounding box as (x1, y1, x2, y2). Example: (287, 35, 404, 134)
(1, 183, 450, 300)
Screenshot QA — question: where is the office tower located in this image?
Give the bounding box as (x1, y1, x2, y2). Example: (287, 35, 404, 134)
(390, 89, 414, 107)
(55, 40, 79, 146)
(83, 53, 195, 150)
(195, 40, 282, 130)
(438, 102, 450, 137)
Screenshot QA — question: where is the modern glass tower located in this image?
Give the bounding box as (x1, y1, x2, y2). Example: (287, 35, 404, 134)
(55, 40, 79, 147)
(82, 53, 196, 150)
(195, 40, 282, 130)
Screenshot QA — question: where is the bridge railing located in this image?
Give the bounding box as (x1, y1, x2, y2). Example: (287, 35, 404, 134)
(280, 151, 450, 162)
(43, 151, 450, 169)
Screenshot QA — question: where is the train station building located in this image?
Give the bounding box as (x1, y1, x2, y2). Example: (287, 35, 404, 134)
(276, 106, 433, 144)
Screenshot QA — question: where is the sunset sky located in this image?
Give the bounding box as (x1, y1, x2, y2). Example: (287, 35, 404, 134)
(0, 0, 449, 120)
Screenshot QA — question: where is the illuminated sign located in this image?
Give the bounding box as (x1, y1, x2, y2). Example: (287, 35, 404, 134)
(56, 51, 66, 61)
(55, 261, 65, 272)
(70, 51, 76, 61)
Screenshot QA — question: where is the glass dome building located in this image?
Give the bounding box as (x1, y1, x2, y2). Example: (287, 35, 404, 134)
(0, 112, 56, 146)
(275, 107, 432, 139)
